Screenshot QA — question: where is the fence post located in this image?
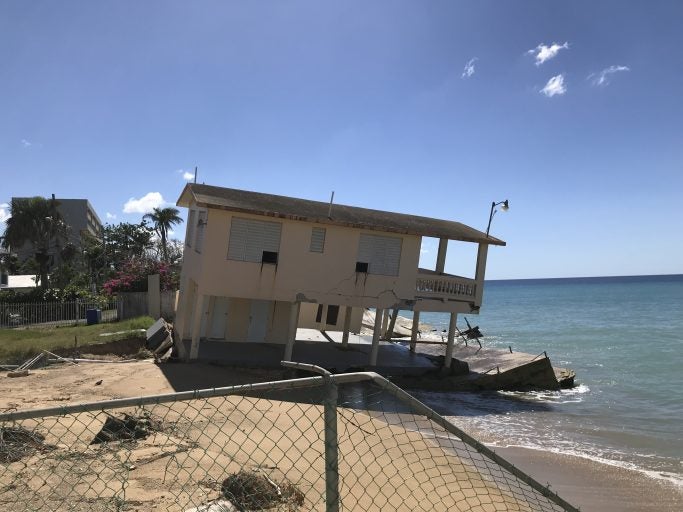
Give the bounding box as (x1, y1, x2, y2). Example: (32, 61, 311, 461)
(280, 361, 340, 511)
(323, 371, 340, 512)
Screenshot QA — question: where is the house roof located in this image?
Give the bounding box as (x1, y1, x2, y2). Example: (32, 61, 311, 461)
(177, 183, 506, 246)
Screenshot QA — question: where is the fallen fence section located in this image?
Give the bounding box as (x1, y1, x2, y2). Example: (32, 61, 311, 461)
(0, 368, 578, 512)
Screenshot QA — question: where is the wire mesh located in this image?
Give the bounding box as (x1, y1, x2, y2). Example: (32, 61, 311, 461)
(0, 373, 574, 511)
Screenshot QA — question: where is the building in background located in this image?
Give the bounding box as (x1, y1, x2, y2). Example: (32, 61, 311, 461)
(9, 196, 103, 264)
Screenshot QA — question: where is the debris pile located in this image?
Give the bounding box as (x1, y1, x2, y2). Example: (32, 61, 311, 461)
(145, 318, 174, 362)
(221, 470, 305, 511)
(0, 426, 55, 463)
(90, 412, 164, 445)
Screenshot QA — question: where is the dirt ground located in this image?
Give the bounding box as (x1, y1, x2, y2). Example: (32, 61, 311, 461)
(0, 361, 567, 512)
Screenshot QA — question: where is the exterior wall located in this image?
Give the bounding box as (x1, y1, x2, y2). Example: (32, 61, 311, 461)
(265, 300, 292, 344)
(191, 209, 421, 310)
(298, 303, 363, 333)
(225, 298, 250, 341)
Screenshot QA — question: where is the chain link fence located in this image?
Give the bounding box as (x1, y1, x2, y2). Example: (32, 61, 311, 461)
(0, 364, 577, 511)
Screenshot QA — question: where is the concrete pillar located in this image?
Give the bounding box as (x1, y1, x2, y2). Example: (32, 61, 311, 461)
(284, 302, 300, 361)
(384, 308, 399, 340)
(147, 274, 161, 319)
(173, 278, 189, 360)
(381, 308, 390, 337)
(474, 244, 489, 306)
(341, 306, 353, 347)
(370, 309, 383, 366)
(436, 238, 448, 274)
(189, 293, 207, 360)
(319, 304, 329, 331)
(410, 310, 420, 353)
(443, 312, 458, 369)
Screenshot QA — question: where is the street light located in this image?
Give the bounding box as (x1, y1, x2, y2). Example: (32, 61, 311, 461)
(486, 200, 509, 237)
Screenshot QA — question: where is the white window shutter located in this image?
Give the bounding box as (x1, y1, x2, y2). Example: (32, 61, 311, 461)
(310, 227, 326, 252)
(357, 234, 402, 276)
(228, 217, 282, 262)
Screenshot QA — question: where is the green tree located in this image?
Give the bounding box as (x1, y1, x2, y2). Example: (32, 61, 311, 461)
(142, 207, 183, 263)
(0, 197, 68, 288)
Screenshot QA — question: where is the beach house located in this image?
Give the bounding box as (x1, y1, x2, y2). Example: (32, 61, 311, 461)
(173, 184, 505, 367)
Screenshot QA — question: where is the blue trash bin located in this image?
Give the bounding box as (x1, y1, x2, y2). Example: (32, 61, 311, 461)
(86, 309, 101, 325)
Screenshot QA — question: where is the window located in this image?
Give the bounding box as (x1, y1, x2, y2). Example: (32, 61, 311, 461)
(186, 210, 196, 247)
(195, 211, 207, 253)
(227, 217, 282, 263)
(355, 261, 369, 273)
(310, 227, 326, 252)
(357, 234, 402, 276)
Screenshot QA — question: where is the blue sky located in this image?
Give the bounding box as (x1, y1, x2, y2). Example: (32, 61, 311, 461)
(1, 1, 682, 279)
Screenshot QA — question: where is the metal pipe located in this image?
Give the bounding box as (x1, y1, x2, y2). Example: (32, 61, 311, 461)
(0, 372, 376, 422)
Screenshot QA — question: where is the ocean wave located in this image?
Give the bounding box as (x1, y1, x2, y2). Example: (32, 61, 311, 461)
(497, 384, 590, 404)
(484, 441, 683, 491)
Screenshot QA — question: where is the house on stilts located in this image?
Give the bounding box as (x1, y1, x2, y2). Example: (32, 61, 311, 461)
(173, 184, 505, 370)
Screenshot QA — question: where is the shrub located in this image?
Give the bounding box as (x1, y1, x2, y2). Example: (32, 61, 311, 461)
(102, 259, 179, 294)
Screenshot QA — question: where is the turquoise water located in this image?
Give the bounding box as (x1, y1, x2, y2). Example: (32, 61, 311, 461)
(413, 275, 683, 488)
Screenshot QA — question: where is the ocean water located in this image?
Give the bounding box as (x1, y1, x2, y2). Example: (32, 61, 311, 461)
(412, 275, 683, 489)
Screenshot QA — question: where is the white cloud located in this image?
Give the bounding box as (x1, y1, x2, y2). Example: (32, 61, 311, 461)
(106, 212, 117, 220)
(21, 139, 32, 147)
(461, 57, 478, 79)
(0, 203, 10, 223)
(541, 74, 567, 97)
(123, 192, 166, 214)
(588, 65, 630, 86)
(177, 169, 195, 181)
(527, 42, 569, 66)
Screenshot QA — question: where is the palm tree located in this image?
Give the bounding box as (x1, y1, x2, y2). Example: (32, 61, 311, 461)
(143, 207, 183, 262)
(1, 197, 68, 288)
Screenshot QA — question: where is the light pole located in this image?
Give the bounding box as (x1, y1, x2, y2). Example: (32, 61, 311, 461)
(485, 200, 509, 237)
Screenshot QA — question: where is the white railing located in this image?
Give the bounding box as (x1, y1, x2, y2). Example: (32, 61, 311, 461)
(415, 274, 477, 301)
(0, 299, 121, 329)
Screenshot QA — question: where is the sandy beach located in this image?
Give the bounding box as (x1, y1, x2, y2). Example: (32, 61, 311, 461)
(497, 446, 682, 512)
(0, 361, 681, 511)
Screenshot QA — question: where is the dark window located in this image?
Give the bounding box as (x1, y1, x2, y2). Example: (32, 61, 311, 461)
(315, 304, 323, 323)
(355, 261, 369, 273)
(262, 251, 278, 264)
(326, 305, 340, 325)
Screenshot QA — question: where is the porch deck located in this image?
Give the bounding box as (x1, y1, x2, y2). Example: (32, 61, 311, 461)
(180, 328, 438, 376)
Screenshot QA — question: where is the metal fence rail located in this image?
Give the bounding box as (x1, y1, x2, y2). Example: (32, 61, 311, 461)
(0, 365, 578, 511)
(0, 299, 121, 329)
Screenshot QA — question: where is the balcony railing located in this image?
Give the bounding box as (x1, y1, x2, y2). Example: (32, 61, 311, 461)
(415, 272, 477, 301)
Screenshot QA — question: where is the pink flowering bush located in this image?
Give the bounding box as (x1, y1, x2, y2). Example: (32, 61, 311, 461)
(103, 259, 179, 294)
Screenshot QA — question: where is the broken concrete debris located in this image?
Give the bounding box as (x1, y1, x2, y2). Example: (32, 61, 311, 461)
(90, 412, 163, 445)
(145, 317, 174, 362)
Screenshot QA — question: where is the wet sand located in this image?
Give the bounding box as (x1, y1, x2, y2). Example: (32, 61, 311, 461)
(496, 446, 682, 512)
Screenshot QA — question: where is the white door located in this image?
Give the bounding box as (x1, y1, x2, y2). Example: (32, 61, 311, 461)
(247, 300, 269, 342)
(208, 297, 229, 340)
